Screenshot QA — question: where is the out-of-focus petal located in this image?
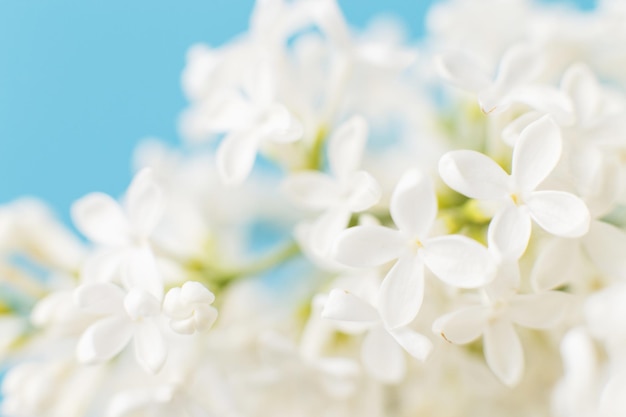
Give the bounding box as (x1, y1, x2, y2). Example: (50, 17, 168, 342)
(322, 289, 380, 323)
(483, 318, 524, 387)
(435, 50, 491, 92)
(389, 326, 432, 361)
(134, 321, 167, 374)
(509, 291, 571, 329)
(343, 171, 381, 213)
(74, 282, 125, 316)
(72, 193, 130, 246)
(328, 115, 368, 180)
(583, 220, 626, 281)
(216, 128, 261, 186)
(125, 168, 163, 239)
(282, 172, 342, 210)
(77, 316, 133, 364)
(361, 326, 406, 384)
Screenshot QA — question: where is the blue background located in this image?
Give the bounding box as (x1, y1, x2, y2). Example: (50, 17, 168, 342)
(0, 0, 594, 224)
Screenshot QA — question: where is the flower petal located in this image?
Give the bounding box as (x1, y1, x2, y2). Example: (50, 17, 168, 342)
(422, 235, 494, 288)
(216, 128, 261, 186)
(509, 291, 571, 329)
(81, 248, 127, 284)
(493, 44, 543, 92)
(134, 321, 167, 374)
(526, 191, 590, 237)
(332, 225, 406, 268)
(328, 115, 368, 180)
(502, 111, 543, 146)
(72, 193, 130, 246)
(378, 253, 424, 329)
(438, 150, 509, 200)
(432, 306, 488, 344)
(483, 318, 524, 387)
(390, 169, 437, 237)
(77, 316, 133, 364)
(361, 326, 406, 384)
(322, 289, 380, 323)
(120, 247, 164, 300)
(434, 50, 491, 92)
(309, 208, 351, 257)
(583, 220, 626, 281)
(282, 172, 342, 210)
(512, 115, 562, 193)
(389, 326, 432, 361)
(561, 63, 601, 126)
(343, 171, 382, 213)
(125, 168, 163, 239)
(74, 282, 125, 316)
(530, 237, 583, 292)
(488, 204, 531, 261)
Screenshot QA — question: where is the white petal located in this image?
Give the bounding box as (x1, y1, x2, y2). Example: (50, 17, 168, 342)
(309, 208, 351, 256)
(258, 103, 303, 142)
(510, 86, 574, 124)
(502, 111, 543, 146)
(343, 171, 381, 212)
(493, 44, 542, 91)
(322, 289, 380, 323)
(125, 168, 163, 239)
(332, 225, 406, 268)
(81, 249, 127, 284)
(328, 115, 368, 180)
(488, 204, 531, 260)
(120, 247, 163, 300)
(583, 220, 626, 280)
(72, 193, 130, 246)
(134, 321, 167, 374)
(74, 282, 125, 316)
(511, 115, 562, 193)
(378, 254, 424, 329)
(530, 237, 583, 292)
(526, 191, 590, 237)
(422, 235, 494, 288)
(432, 306, 488, 344)
(180, 281, 215, 305)
(361, 326, 406, 384)
(390, 169, 437, 237)
(561, 63, 601, 126)
(216, 128, 260, 186)
(438, 150, 509, 200)
(282, 172, 342, 210)
(483, 318, 524, 387)
(389, 327, 432, 361)
(77, 316, 133, 364)
(124, 289, 161, 321)
(193, 304, 218, 332)
(509, 291, 571, 329)
(434, 51, 491, 92)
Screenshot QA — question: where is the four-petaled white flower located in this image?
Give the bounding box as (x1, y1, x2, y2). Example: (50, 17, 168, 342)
(322, 288, 432, 384)
(283, 115, 381, 259)
(333, 169, 495, 331)
(439, 115, 590, 260)
(74, 249, 166, 374)
(72, 168, 164, 287)
(163, 281, 218, 335)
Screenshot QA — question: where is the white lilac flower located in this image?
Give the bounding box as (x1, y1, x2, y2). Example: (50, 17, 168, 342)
(283, 115, 381, 260)
(333, 169, 494, 331)
(163, 281, 218, 335)
(72, 168, 164, 287)
(74, 250, 166, 374)
(432, 217, 571, 386)
(439, 115, 590, 260)
(322, 288, 432, 384)
(436, 43, 570, 116)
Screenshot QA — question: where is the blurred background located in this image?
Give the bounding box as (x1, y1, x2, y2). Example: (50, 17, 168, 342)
(0, 0, 594, 224)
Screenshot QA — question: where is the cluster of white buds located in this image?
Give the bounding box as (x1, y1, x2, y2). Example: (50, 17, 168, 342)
(3, 0, 626, 416)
